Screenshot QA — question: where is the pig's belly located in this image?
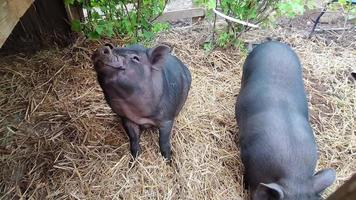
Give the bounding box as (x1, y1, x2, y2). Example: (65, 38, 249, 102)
(110, 103, 158, 127)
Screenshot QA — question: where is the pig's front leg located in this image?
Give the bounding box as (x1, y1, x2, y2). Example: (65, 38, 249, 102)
(159, 120, 174, 161)
(122, 118, 141, 158)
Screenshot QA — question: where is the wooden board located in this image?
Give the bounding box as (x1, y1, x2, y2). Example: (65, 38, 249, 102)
(0, 0, 34, 48)
(155, 7, 205, 22)
(326, 174, 356, 200)
(1, 0, 75, 55)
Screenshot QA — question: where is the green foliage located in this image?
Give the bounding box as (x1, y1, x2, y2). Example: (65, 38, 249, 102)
(324, 0, 355, 22)
(195, 0, 355, 48)
(65, 0, 169, 42)
(330, 0, 355, 13)
(351, 7, 356, 15)
(338, 0, 347, 5)
(194, 0, 281, 47)
(277, 0, 305, 17)
(64, 0, 75, 4)
(232, 39, 247, 53)
(152, 22, 170, 33)
(217, 32, 232, 48)
(203, 42, 214, 53)
(194, 0, 317, 48)
(70, 19, 82, 32)
(277, 0, 317, 18)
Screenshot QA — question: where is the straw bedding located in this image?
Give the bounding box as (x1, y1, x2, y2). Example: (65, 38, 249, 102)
(0, 27, 355, 199)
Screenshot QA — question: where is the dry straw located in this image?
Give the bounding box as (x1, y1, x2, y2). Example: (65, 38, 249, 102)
(0, 27, 355, 199)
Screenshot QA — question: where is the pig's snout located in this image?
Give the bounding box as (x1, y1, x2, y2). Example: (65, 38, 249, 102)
(98, 46, 112, 56)
(92, 45, 125, 70)
(92, 45, 113, 61)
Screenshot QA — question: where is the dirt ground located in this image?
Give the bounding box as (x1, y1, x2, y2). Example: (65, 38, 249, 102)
(1, 8, 355, 200)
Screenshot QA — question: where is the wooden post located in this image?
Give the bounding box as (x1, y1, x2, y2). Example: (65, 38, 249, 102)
(0, 0, 77, 54)
(0, 0, 34, 48)
(326, 174, 356, 200)
(65, 3, 84, 22)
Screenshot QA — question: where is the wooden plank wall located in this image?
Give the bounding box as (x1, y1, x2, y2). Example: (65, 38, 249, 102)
(0, 0, 76, 55)
(0, 0, 34, 48)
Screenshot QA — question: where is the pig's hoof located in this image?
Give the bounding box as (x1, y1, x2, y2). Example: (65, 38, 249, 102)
(130, 147, 141, 158)
(160, 150, 172, 162)
(166, 159, 173, 166)
(163, 156, 172, 165)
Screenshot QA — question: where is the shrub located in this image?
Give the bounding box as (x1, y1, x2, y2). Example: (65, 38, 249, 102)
(195, 0, 315, 48)
(64, 0, 169, 42)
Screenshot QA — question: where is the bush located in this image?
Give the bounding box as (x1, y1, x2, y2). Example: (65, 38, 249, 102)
(195, 0, 316, 48)
(65, 0, 169, 42)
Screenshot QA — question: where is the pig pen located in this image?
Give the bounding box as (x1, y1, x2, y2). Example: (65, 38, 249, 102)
(0, 26, 355, 199)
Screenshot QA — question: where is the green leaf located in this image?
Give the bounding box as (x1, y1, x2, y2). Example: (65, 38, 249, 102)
(71, 19, 81, 32)
(351, 7, 356, 14)
(203, 42, 213, 53)
(104, 22, 114, 37)
(91, 11, 100, 20)
(64, 0, 75, 5)
(95, 24, 105, 35)
(88, 31, 100, 40)
(338, 0, 347, 5)
(306, 0, 316, 9)
(293, 3, 304, 15)
(277, 0, 305, 18)
(152, 22, 169, 33)
(217, 32, 231, 48)
(206, 0, 216, 10)
(142, 30, 155, 41)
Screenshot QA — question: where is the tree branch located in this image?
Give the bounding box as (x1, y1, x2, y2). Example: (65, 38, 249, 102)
(213, 8, 259, 28)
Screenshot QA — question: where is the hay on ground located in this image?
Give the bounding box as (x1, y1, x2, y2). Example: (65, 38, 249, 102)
(0, 27, 355, 199)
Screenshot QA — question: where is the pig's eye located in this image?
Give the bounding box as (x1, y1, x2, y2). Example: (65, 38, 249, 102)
(131, 55, 140, 63)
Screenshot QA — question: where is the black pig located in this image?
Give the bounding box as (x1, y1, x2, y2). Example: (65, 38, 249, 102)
(235, 41, 335, 200)
(92, 43, 191, 161)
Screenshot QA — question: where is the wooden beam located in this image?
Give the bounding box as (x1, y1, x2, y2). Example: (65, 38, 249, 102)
(326, 174, 356, 200)
(65, 3, 84, 22)
(155, 7, 205, 22)
(0, 0, 34, 48)
(1, 0, 74, 54)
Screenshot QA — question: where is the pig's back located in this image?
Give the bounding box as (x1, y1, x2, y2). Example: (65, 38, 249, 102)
(161, 55, 191, 117)
(237, 41, 309, 120)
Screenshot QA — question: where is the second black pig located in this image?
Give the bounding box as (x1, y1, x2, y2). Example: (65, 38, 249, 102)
(235, 41, 335, 200)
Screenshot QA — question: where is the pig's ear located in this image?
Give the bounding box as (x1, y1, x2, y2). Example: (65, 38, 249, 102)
(254, 182, 284, 200)
(312, 168, 336, 194)
(148, 45, 171, 69)
(351, 72, 356, 80)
